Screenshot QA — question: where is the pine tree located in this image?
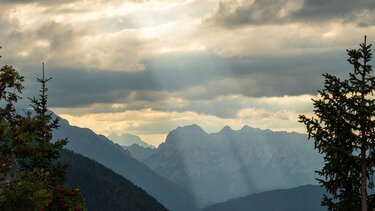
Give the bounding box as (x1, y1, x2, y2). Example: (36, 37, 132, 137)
(299, 36, 375, 211)
(0, 60, 85, 210)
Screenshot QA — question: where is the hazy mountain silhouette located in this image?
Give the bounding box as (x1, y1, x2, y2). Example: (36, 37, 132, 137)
(202, 185, 326, 211)
(53, 118, 200, 211)
(108, 133, 152, 147)
(143, 124, 322, 204)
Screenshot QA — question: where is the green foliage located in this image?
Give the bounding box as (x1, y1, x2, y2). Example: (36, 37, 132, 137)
(299, 37, 375, 211)
(0, 65, 24, 184)
(0, 63, 85, 211)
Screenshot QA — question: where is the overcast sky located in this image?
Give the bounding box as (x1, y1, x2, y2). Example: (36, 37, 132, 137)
(1, 0, 374, 146)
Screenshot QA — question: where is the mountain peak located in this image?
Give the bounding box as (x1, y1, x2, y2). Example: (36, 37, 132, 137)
(241, 125, 260, 131)
(164, 124, 207, 144)
(177, 124, 206, 133)
(240, 125, 252, 130)
(219, 126, 233, 135)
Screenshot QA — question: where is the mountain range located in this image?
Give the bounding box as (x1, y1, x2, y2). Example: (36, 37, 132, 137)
(53, 118, 200, 211)
(52, 114, 324, 209)
(140, 124, 322, 204)
(62, 144, 326, 211)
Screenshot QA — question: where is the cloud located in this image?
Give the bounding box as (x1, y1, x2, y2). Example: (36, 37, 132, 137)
(294, 0, 375, 26)
(206, 0, 302, 27)
(207, 0, 375, 27)
(2, 0, 369, 74)
(0, 0, 143, 5)
(1, 0, 374, 143)
(0, 1, 193, 72)
(52, 92, 315, 125)
(6, 21, 83, 57)
(3, 20, 146, 72)
(9, 48, 348, 111)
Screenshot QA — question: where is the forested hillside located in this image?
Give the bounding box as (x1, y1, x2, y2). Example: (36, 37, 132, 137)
(60, 150, 168, 211)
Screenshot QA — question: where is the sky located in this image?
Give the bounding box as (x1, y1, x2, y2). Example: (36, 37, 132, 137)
(0, 0, 375, 146)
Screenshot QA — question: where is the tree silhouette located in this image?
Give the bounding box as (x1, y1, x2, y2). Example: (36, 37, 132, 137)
(0, 60, 85, 210)
(299, 36, 375, 211)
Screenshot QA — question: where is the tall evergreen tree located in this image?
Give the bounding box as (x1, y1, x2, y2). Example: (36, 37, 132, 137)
(299, 36, 375, 211)
(0, 60, 85, 210)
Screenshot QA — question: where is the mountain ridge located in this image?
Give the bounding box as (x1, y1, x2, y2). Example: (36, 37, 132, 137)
(142, 124, 322, 204)
(202, 184, 326, 211)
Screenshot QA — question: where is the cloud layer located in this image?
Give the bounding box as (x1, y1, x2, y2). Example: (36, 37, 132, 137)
(207, 0, 375, 27)
(1, 0, 374, 144)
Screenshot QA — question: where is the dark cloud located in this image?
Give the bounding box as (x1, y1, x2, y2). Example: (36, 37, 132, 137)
(20, 68, 159, 107)
(208, 0, 375, 27)
(208, 0, 290, 27)
(12, 50, 349, 110)
(294, 0, 375, 25)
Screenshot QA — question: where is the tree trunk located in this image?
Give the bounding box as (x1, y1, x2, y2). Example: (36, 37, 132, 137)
(361, 35, 368, 211)
(361, 150, 368, 211)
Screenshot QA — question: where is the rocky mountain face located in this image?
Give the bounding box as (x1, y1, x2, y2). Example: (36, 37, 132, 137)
(143, 124, 323, 204)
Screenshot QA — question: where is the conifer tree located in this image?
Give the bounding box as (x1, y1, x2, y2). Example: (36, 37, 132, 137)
(299, 36, 375, 211)
(0, 58, 85, 210)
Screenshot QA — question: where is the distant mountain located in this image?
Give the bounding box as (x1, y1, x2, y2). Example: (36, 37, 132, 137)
(143, 124, 322, 205)
(123, 144, 156, 161)
(108, 133, 152, 147)
(202, 185, 326, 211)
(53, 118, 200, 211)
(60, 149, 168, 211)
